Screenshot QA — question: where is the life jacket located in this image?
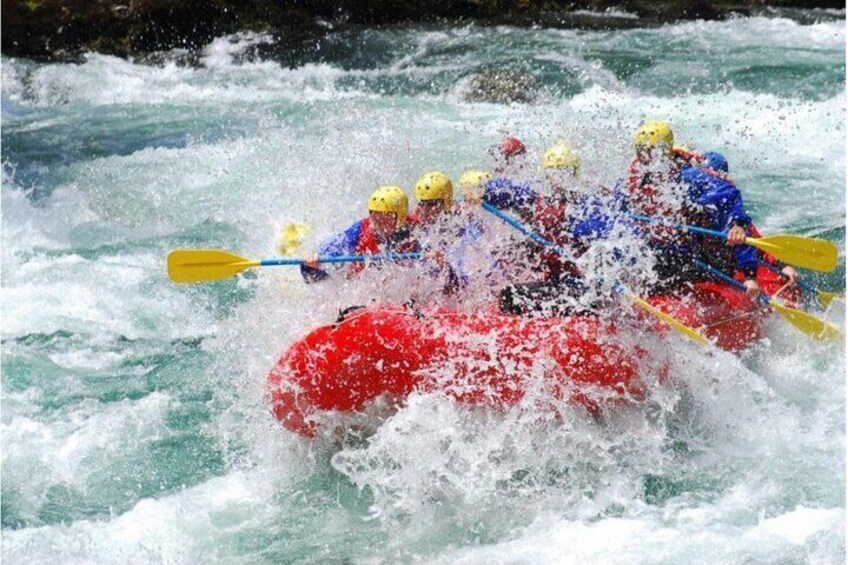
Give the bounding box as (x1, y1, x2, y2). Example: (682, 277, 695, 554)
(347, 216, 419, 277)
(627, 148, 705, 244)
(627, 147, 702, 199)
(531, 196, 582, 283)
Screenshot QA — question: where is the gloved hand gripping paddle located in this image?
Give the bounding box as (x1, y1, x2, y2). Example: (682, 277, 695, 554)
(692, 259, 841, 341)
(626, 212, 838, 272)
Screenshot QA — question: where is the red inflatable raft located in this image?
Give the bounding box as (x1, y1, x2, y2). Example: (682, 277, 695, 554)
(267, 277, 783, 437)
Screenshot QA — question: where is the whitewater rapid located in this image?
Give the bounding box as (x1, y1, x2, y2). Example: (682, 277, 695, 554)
(2, 13, 845, 564)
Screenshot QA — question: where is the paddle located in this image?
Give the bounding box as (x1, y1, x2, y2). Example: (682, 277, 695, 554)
(481, 202, 711, 345)
(167, 249, 422, 283)
(692, 259, 842, 342)
(613, 283, 711, 345)
(758, 260, 844, 309)
(626, 212, 838, 273)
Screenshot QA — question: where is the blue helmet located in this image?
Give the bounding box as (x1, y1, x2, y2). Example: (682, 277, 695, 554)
(703, 152, 728, 173)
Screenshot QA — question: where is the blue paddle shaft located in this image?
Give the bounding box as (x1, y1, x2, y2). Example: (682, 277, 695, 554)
(259, 253, 421, 267)
(482, 203, 634, 296)
(626, 212, 728, 239)
(692, 259, 769, 306)
(481, 202, 570, 255)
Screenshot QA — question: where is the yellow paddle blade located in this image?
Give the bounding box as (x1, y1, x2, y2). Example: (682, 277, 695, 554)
(278, 223, 311, 256)
(167, 249, 260, 283)
(769, 299, 843, 342)
(746, 234, 838, 273)
(625, 293, 711, 345)
(817, 290, 844, 309)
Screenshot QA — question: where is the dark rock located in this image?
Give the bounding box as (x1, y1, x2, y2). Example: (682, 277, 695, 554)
(464, 70, 540, 104)
(659, 1, 725, 21)
(0, 0, 330, 62)
(2, 0, 845, 62)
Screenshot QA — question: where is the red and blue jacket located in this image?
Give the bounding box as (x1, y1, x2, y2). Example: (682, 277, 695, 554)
(301, 216, 419, 283)
(483, 178, 618, 283)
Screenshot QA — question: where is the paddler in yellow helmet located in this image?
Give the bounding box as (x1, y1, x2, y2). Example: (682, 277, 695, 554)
(542, 142, 581, 196)
(457, 169, 493, 209)
(408, 170, 469, 295)
(484, 141, 585, 247)
(618, 120, 764, 295)
(470, 156, 590, 303)
(626, 120, 702, 207)
(509, 142, 587, 285)
(496, 141, 621, 316)
(455, 169, 494, 243)
(301, 185, 420, 283)
(621, 120, 703, 255)
(453, 168, 513, 292)
(410, 171, 454, 228)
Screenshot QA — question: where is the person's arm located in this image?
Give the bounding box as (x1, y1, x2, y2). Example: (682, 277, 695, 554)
(570, 196, 643, 272)
(571, 202, 612, 247)
(758, 253, 799, 286)
(300, 220, 362, 283)
(686, 169, 752, 244)
(718, 183, 752, 237)
(681, 166, 710, 200)
(733, 233, 757, 270)
(571, 192, 638, 244)
(723, 191, 751, 245)
(723, 217, 761, 296)
(482, 178, 538, 217)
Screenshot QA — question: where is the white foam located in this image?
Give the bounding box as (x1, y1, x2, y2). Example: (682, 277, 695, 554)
(10, 50, 355, 108)
(1, 393, 173, 526)
(432, 504, 845, 564)
(1, 176, 218, 343)
(748, 506, 845, 546)
(572, 8, 639, 20)
(3, 17, 839, 112)
(1, 470, 278, 564)
(662, 16, 844, 50)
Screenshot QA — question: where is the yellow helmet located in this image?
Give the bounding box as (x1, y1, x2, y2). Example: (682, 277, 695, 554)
(414, 171, 453, 208)
(542, 142, 581, 175)
(368, 185, 408, 227)
(634, 120, 674, 151)
(459, 169, 493, 193)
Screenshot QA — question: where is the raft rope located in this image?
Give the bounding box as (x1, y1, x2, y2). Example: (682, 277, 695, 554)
(700, 308, 764, 331)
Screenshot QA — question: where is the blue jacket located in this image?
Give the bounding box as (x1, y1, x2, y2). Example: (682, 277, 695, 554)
(681, 167, 751, 230)
(483, 178, 621, 247)
(482, 177, 537, 220)
(300, 219, 418, 283)
(300, 219, 366, 283)
(680, 166, 758, 276)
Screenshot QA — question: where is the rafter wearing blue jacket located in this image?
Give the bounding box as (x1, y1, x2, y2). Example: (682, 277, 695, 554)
(681, 151, 758, 280)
